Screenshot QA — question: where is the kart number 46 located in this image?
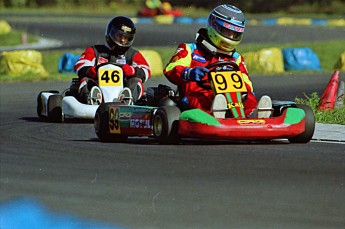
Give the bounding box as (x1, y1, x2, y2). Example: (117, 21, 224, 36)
(98, 69, 123, 87)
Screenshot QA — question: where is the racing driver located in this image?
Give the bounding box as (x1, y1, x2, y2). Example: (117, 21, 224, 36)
(74, 16, 151, 104)
(163, 4, 272, 118)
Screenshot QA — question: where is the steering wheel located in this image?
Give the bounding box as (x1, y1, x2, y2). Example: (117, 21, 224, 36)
(197, 61, 240, 90)
(95, 62, 122, 71)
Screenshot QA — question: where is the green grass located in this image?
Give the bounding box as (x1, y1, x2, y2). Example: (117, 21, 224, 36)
(295, 92, 345, 125)
(0, 29, 38, 46)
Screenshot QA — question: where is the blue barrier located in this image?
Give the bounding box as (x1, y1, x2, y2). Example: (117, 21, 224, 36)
(262, 18, 277, 26)
(58, 53, 80, 74)
(194, 17, 208, 25)
(136, 17, 154, 24)
(311, 19, 327, 26)
(174, 16, 194, 24)
(283, 47, 322, 71)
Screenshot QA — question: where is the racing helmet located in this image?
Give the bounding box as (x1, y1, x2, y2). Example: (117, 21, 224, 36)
(105, 16, 136, 55)
(207, 4, 246, 52)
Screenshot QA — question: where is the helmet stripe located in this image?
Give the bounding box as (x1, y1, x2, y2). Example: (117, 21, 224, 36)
(215, 18, 245, 32)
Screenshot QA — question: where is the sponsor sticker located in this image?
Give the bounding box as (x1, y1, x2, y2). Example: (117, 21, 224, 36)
(121, 25, 132, 32)
(227, 102, 244, 109)
(98, 57, 108, 65)
(130, 118, 151, 129)
(237, 120, 266, 125)
(192, 53, 206, 63)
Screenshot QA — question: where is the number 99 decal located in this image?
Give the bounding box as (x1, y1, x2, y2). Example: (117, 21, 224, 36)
(210, 71, 247, 93)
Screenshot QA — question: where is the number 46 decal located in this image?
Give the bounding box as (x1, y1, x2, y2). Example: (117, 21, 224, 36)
(98, 69, 123, 87)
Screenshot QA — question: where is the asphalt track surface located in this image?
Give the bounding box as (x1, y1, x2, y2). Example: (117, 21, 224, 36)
(1, 14, 345, 228)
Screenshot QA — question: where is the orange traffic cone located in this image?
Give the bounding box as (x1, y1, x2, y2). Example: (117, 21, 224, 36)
(317, 70, 340, 111)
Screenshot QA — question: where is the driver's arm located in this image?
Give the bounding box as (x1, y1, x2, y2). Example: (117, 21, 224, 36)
(74, 47, 97, 80)
(163, 43, 192, 86)
(128, 50, 151, 83)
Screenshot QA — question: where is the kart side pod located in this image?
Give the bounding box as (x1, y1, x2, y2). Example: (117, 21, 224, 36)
(94, 102, 162, 143)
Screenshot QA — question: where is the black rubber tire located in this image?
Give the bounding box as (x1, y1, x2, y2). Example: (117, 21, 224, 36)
(289, 104, 315, 143)
(37, 90, 59, 120)
(153, 106, 181, 144)
(94, 103, 128, 143)
(47, 94, 63, 123)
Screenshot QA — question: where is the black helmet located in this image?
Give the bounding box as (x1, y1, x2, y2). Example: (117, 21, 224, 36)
(207, 4, 246, 52)
(105, 16, 136, 55)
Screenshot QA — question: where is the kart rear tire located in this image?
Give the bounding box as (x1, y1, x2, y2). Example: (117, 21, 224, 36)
(94, 103, 128, 143)
(153, 106, 181, 144)
(48, 94, 63, 123)
(289, 104, 315, 143)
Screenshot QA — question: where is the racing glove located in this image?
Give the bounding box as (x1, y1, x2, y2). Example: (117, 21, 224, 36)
(182, 67, 209, 82)
(87, 66, 97, 79)
(122, 64, 136, 77)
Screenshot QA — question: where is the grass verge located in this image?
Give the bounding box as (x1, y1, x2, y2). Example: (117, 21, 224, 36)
(0, 30, 38, 46)
(295, 92, 345, 125)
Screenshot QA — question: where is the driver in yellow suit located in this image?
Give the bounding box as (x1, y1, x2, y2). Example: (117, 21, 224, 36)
(145, 0, 161, 9)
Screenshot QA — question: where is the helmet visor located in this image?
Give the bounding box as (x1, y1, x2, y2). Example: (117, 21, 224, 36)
(109, 28, 135, 47)
(214, 18, 244, 41)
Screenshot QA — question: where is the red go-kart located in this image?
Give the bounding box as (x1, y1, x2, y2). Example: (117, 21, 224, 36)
(94, 61, 315, 144)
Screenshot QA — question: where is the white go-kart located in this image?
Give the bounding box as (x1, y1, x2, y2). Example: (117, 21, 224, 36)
(37, 63, 133, 122)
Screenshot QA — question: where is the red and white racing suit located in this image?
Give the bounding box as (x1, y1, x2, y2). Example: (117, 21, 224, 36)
(163, 42, 258, 117)
(74, 45, 150, 103)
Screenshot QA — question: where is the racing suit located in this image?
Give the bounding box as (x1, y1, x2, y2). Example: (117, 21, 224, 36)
(163, 29, 258, 117)
(74, 45, 150, 103)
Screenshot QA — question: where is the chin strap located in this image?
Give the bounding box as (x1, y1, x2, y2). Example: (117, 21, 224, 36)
(195, 28, 234, 57)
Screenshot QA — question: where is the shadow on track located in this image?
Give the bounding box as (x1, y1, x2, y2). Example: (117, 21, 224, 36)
(74, 136, 291, 145)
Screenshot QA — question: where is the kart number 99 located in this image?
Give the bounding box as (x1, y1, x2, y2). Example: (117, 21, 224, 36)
(210, 71, 247, 93)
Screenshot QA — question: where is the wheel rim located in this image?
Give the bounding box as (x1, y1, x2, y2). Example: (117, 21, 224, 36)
(154, 115, 163, 137)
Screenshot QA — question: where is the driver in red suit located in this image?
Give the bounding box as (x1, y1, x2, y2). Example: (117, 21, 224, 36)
(164, 4, 271, 118)
(74, 16, 150, 104)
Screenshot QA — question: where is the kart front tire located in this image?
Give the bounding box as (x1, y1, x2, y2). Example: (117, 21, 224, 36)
(289, 104, 315, 143)
(48, 94, 63, 123)
(153, 106, 181, 144)
(37, 90, 59, 120)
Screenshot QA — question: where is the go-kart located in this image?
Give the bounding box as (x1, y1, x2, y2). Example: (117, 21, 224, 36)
(137, 1, 182, 17)
(94, 61, 315, 144)
(37, 63, 132, 122)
